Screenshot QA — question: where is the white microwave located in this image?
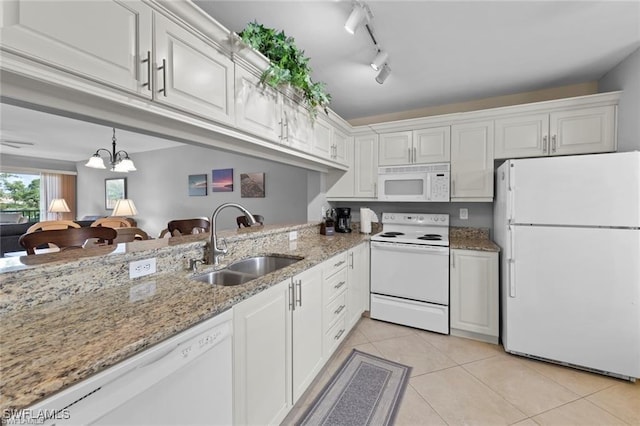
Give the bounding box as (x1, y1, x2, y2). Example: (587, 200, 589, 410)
(377, 163, 450, 202)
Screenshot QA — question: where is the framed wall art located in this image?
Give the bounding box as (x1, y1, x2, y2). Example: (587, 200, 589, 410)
(212, 168, 234, 192)
(188, 174, 208, 196)
(241, 172, 265, 198)
(105, 177, 127, 210)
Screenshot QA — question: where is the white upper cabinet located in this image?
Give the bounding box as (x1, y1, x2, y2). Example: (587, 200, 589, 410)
(154, 13, 234, 124)
(495, 106, 616, 159)
(282, 97, 313, 153)
(354, 134, 379, 198)
(234, 66, 282, 142)
(0, 0, 152, 96)
(413, 126, 451, 163)
(311, 117, 333, 159)
(332, 127, 350, 166)
(379, 127, 450, 166)
(451, 120, 494, 202)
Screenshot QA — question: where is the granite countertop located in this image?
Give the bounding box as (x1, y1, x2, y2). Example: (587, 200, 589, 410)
(0, 224, 369, 413)
(449, 227, 500, 252)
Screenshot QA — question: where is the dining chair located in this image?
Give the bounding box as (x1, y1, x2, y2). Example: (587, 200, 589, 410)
(26, 220, 81, 233)
(112, 227, 150, 244)
(236, 214, 264, 228)
(91, 217, 134, 228)
(167, 218, 210, 236)
(18, 227, 118, 255)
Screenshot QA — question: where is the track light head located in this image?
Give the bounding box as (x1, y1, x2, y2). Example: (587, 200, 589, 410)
(370, 50, 389, 71)
(375, 63, 391, 84)
(345, 4, 367, 34)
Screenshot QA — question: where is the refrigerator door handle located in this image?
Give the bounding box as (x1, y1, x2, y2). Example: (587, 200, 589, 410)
(508, 225, 516, 298)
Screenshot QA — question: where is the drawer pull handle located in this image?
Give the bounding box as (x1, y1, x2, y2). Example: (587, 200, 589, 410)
(334, 260, 345, 268)
(334, 305, 345, 315)
(334, 281, 346, 289)
(334, 329, 345, 340)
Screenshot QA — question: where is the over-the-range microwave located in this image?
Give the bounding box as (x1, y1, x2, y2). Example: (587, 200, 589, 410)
(377, 163, 450, 202)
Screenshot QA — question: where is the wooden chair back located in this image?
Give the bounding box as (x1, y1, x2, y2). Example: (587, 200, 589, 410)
(112, 227, 150, 244)
(236, 214, 264, 228)
(19, 227, 118, 255)
(26, 220, 81, 233)
(91, 217, 134, 228)
(167, 218, 210, 236)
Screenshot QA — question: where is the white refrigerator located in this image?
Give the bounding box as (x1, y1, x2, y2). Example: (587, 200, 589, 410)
(494, 151, 640, 379)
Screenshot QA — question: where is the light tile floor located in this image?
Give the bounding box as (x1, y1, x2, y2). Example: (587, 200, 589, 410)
(283, 317, 639, 425)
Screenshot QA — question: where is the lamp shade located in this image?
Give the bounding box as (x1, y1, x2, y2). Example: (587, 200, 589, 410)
(116, 158, 137, 172)
(48, 198, 71, 213)
(111, 199, 138, 216)
(85, 154, 106, 169)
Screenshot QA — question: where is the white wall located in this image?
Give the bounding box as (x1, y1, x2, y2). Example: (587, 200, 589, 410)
(599, 47, 640, 152)
(77, 144, 309, 236)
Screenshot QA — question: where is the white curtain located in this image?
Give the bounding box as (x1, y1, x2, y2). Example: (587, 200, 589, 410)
(40, 173, 77, 221)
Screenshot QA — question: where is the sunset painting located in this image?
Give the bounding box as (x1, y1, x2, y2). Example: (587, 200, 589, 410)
(212, 168, 234, 192)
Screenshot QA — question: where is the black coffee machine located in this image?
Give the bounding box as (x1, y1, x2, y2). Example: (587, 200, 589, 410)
(335, 207, 352, 233)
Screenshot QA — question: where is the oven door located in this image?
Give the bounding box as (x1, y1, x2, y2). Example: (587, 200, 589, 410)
(370, 240, 449, 304)
(377, 173, 428, 202)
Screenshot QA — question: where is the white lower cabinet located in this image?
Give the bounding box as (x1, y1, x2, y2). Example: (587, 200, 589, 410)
(233, 264, 324, 425)
(322, 253, 349, 357)
(346, 242, 369, 328)
(450, 249, 499, 343)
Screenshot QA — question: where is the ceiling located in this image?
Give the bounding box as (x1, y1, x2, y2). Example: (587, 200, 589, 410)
(1, 1, 638, 163)
(197, 0, 640, 121)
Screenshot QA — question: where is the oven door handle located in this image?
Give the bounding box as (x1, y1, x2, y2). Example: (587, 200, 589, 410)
(371, 241, 449, 255)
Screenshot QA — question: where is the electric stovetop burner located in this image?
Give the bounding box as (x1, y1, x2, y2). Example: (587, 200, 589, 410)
(379, 232, 404, 238)
(418, 234, 443, 241)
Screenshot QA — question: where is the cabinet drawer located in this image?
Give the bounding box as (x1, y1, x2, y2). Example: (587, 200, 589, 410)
(324, 291, 347, 331)
(323, 252, 348, 278)
(324, 315, 347, 357)
(324, 268, 348, 302)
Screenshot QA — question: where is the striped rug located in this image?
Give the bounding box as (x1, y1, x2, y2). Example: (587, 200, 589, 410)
(298, 349, 411, 426)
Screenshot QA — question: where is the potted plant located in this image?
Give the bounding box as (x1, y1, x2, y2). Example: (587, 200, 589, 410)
(238, 21, 331, 117)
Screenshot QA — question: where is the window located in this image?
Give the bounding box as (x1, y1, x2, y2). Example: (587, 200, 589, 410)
(0, 172, 41, 222)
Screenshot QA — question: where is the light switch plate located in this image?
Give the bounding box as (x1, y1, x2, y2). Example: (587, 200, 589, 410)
(459, 208, 469, 220)
(129, 258, 156, 279)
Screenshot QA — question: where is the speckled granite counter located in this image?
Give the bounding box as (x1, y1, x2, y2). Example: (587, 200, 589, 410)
(0, 223, 371, 413)
(449, 227, 500, 252)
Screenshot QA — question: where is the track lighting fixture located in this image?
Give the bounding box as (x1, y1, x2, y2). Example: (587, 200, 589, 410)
(375, 63, 391, 84)
(344, 3, 368, 35)
(370, 49, 389, 71)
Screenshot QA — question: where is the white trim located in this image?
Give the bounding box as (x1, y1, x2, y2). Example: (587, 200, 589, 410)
(0, 165, 77, 175)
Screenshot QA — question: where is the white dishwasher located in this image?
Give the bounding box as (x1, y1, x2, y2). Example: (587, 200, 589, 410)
(25, 309, 233, 426)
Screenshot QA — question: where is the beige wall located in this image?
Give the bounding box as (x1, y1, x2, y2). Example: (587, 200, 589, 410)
(348, 81, 598, 126)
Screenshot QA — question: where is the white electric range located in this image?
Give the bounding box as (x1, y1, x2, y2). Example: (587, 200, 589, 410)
(370, 213, 450, 334)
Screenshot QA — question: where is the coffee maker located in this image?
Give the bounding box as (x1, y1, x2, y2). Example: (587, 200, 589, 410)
(335, 207, 352, 233)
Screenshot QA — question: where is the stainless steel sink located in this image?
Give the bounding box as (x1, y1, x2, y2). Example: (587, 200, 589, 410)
(192, 255, 303, 286)
(226, 255, 302, 276)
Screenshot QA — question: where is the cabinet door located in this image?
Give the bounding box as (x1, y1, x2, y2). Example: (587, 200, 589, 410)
(378, 131, 412, 166)
(451, 121, 494, 201)
(333, 128, 350, 166)
(235, 66, 281, 142)
(326, 138, 355, 198)
(450, 250, 499, 341)
(312, 118, 333, 159)
(354, 134, 379, 198)
(154, 13, 234, 124)
(233, 280, 292, 426)
(494, 113, 549, 159)
(0, 0, 152, 96)
(282, 97, 312, 152)
(550, 106, 616, 156)
(346, 243, 369, 328)
(413, 126, 451, 163)
(292, 265, 324, 403)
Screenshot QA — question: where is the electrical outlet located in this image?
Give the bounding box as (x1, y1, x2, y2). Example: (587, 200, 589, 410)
(459, 208, 469, 220)
(129, 258, 156, 279)
(289, 231, 298, 241)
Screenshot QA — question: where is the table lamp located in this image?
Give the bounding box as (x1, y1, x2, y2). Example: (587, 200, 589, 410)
(111, 199, 138, 217)
(48, 198, 71, 220)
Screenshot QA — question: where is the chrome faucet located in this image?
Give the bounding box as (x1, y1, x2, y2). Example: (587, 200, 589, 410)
(209, 203, 256, 265)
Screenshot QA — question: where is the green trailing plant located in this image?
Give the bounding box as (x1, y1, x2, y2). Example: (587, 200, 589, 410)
(239, 21, 331, 117)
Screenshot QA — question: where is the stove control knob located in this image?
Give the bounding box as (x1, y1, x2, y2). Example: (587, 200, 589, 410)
(419, 216, 424, 221)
